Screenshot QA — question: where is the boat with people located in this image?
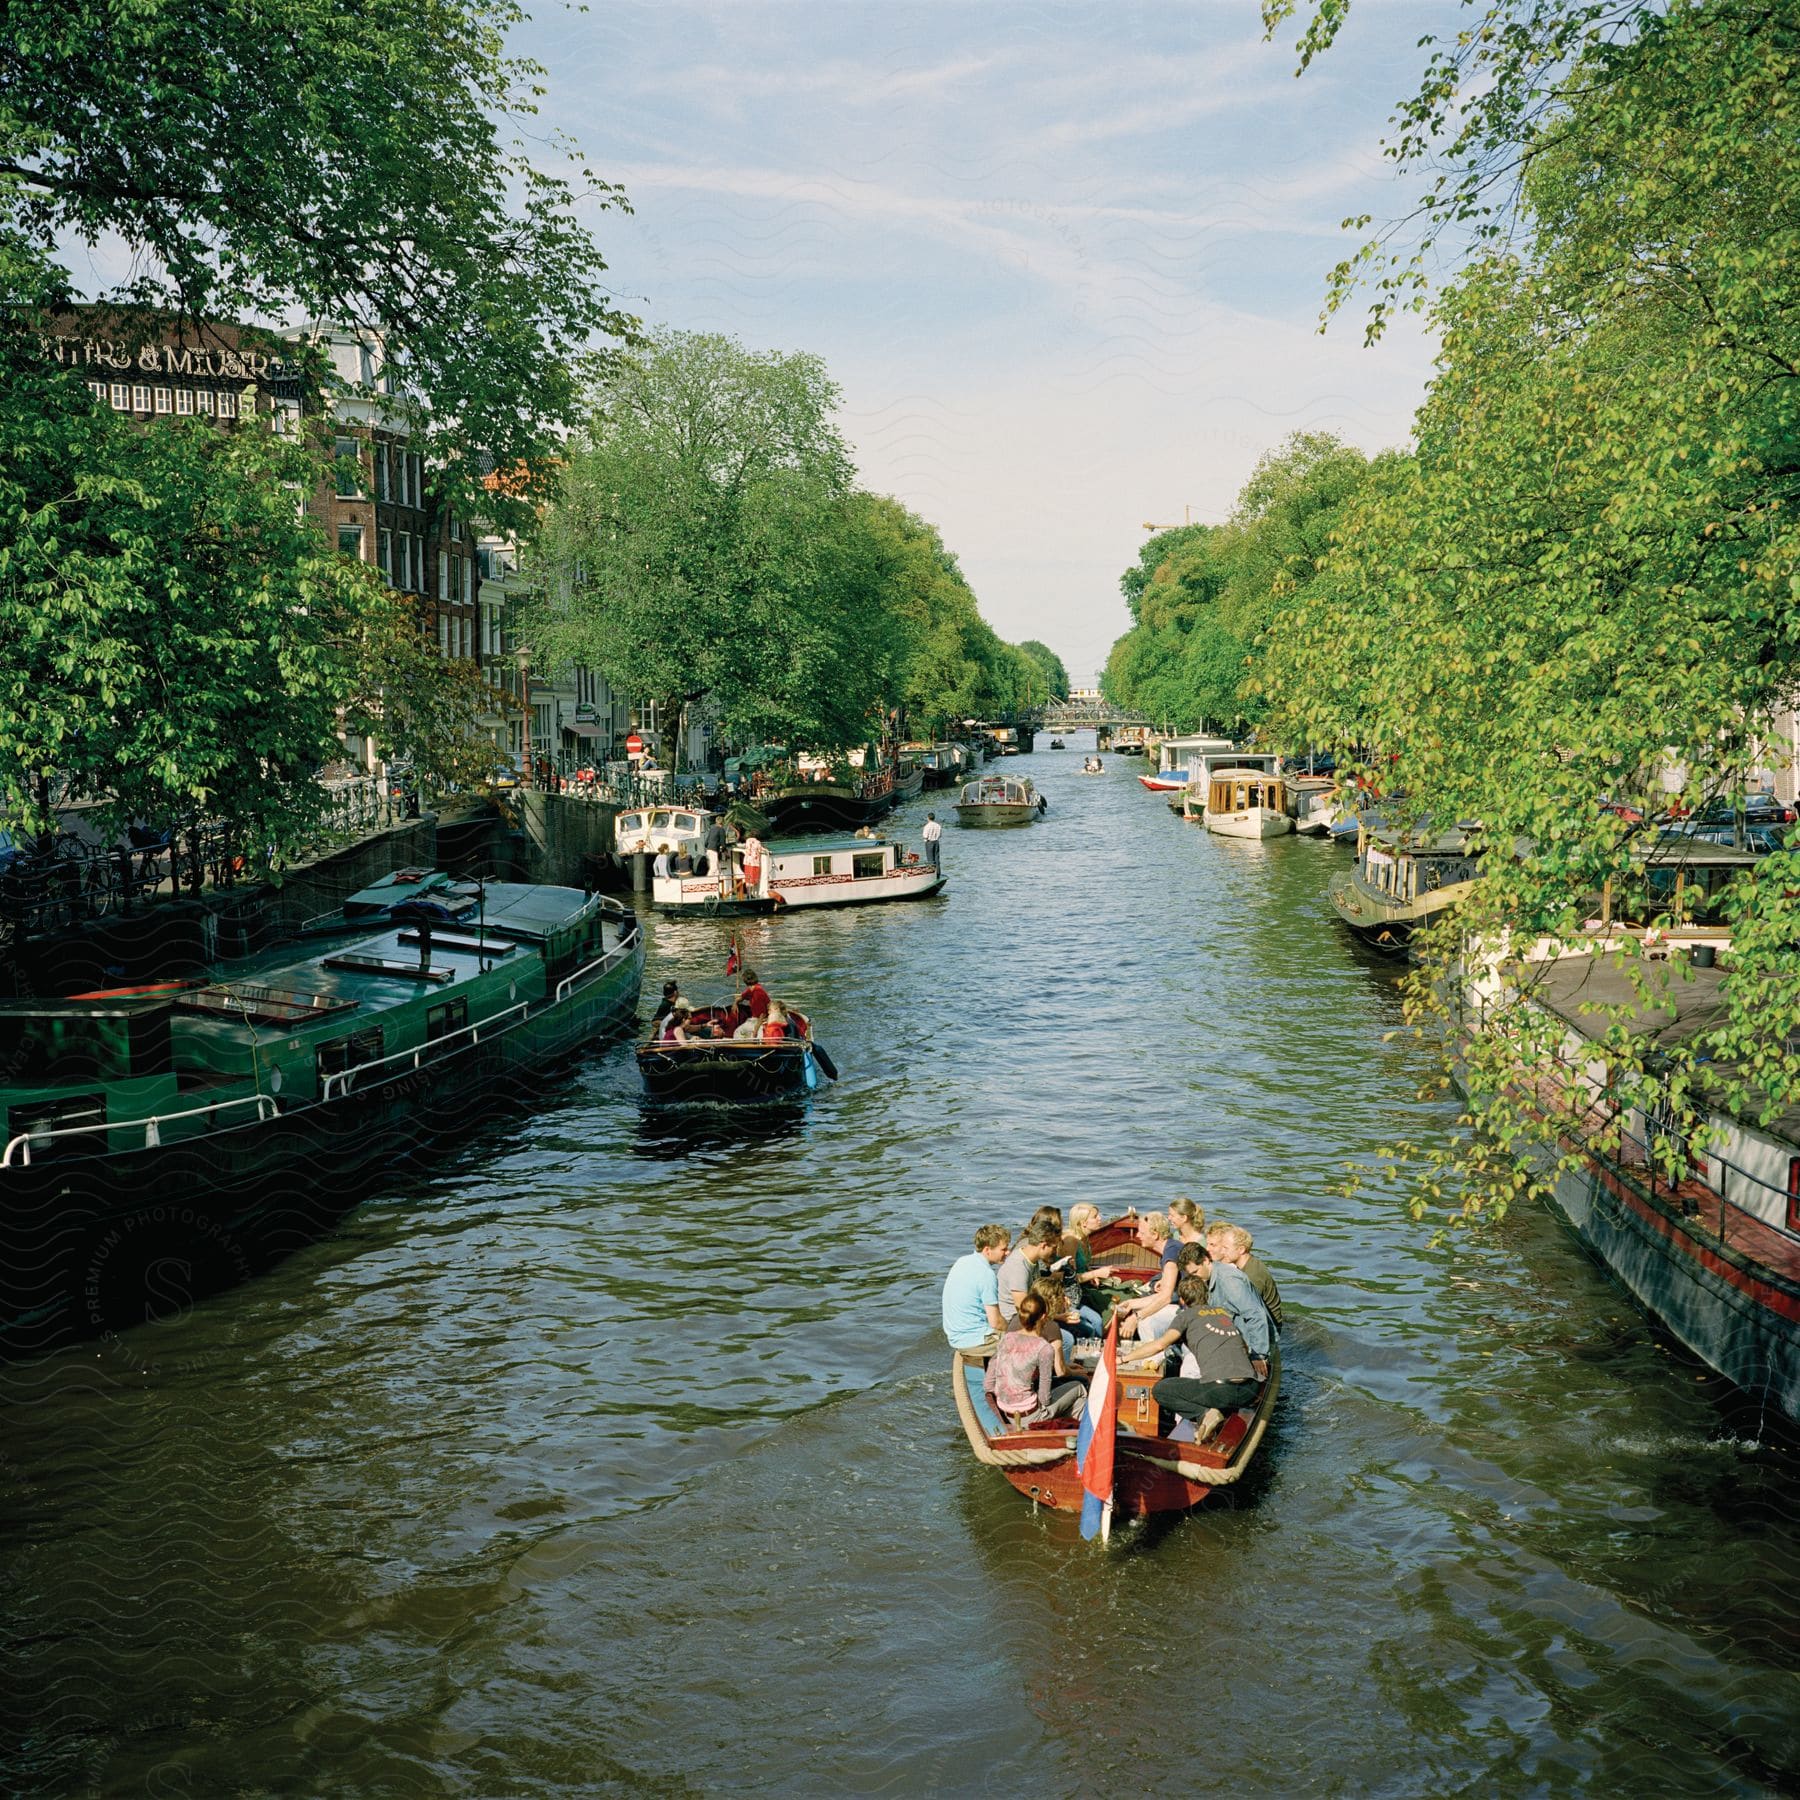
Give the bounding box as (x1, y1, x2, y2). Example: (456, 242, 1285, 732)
(638, 987, 826, 1104)
(1202, 768, 1294, 839)
(1328, 822, 1481, 954)
(947, 1213, 1279, 1528)
(1049, 738, 1066, 750)
(0, 869, 645, 1356)
(1080, 757, 1105, 776)
(954, 772, 1044, 827)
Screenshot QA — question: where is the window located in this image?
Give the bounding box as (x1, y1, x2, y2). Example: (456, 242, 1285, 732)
(338, 524, 364, 559)
(196, 388, 215, 415)
(450, 512, 463, 542)
(437, 550, 448, 601)
(1788, 1159, 1800, 1234)
(409, 453, 423, 507)
(316, 1027, 385, 1088)
(426, 998, 469, 1042)
(374, 444, 390, 502)
(438, 613, 450, 657)
(461, 616, 473, 659)
(812, 855, 833, 877)
(175, 387, 193, 415)
(217, 390, 237, 418)
(132, 384, 150, 412)
(334, 436, 361, 498)
(154, 387, 171, 414)
(87, 380, 107, 402)
(379, 529, 393, 580)
(640, 700, 659, 734)
(111, 383, 129, 410)
(359, 344, 376, 387)
(463, 557, 474, 604)
(853, 852, 884, 879)
(477, 545, 494, 582)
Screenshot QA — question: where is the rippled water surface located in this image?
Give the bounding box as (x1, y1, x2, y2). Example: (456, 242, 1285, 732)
(5, 743, 1800, 1795)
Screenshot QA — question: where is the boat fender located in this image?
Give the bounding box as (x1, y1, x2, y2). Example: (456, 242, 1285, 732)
(811, 1041, 840, 1081)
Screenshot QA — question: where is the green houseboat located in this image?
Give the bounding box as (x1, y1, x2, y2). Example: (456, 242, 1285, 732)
(0, 871, 644, 1356)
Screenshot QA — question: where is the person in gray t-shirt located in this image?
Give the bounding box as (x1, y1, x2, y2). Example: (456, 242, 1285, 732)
(994, 1223, 1062, 1322)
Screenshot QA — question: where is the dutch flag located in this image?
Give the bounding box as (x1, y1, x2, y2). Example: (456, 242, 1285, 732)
(1076, 1313, 1120, 1541)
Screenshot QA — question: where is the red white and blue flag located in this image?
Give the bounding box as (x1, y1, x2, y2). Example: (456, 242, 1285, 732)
(1076, 1314, 1119, 1541)
(725, 934, 741, 977)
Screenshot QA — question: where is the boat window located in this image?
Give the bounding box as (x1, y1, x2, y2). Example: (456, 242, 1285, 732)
(1236, 784, 1249, 809)
(316, 1027, 385, 1085)
(619, 813, 643, 833)
(676, 814, 698, 833)
(426, 998, 470, 1042)
(812, 855, 833, 876)
(7, 1094, 106, 1157)
(853, 852, 884, 879)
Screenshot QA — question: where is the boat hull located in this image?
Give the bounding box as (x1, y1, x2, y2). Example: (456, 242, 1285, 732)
(637, 1039, 818, 1104)
(1138, 775, 1188, 793)
(1206, 808, 1293, 839)
(954, 805, 1037, 828)
(0, 932, 645, 1359)
(1532, 1139, 1800, 1423)
(770, 867, 945, 908)
(760, 787, 894, 833)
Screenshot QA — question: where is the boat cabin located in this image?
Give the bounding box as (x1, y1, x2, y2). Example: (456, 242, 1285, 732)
(767, 838, 918, 889)
(1156, 733, 1236, 782)
(616, 806, 710, 857)
(1207, 770, 1287, 814)
(957, 773, 1035, 807)
(1357, 826, 1481, 902)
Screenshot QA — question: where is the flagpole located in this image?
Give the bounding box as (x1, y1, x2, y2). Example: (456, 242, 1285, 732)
(1101, 1498, 1112, 1546)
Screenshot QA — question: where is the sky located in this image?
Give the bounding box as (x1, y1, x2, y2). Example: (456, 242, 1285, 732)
(512, 0, 1444, 686)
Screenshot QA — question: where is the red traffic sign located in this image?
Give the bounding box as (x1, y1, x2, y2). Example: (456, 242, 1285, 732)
(626, 733, 644, 756)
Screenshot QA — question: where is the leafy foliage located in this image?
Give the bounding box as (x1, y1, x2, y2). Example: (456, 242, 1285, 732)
(0, 286, 498, 851)
(1017, 640, 1071, 702)
(1, 0, 633, 505)
(1254, 0, 1800, 1227)
(1101, 434, 1373, 730)
(527, 330, 1047, 752)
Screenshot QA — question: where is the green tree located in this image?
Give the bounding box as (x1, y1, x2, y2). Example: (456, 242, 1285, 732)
(3, 0, 631, 505)
(528, 329, 892, 755)
(1017, 640, 1071, 702)
(1256, 0, 1800, 1228)
(0, 288, 498, 853)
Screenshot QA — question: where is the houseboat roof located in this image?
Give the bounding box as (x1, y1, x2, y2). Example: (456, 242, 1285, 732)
(1528, 955, 1727, 1049)
(766, 836, 892, 857)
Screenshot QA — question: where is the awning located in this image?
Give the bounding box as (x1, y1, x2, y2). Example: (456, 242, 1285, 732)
(563, 721, 603, 738)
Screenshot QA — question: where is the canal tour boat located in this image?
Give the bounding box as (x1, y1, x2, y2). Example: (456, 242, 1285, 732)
(1327, 823, 1481, 955)
(1202, 768, 1294, 839)
(637, 1004, 823, 1104)
(764, 836, 945, 907)
(954, 773, 1043, 827)
(950, 1215, 1279, 1526)
(0, 871, 645, 1356)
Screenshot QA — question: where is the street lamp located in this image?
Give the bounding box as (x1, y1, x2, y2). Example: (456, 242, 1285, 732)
(515, 644, 532, 788)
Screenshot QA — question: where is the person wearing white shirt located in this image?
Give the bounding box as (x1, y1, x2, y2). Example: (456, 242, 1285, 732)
(921, 812, 943, 870)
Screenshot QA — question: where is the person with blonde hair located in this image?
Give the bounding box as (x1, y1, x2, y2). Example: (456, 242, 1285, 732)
(761, 999, 791, 1042)
(1209, 1222, 1283, 1333)
(1111, 1210, 1183, 1339)
(1063, 1202, 1123, 1338)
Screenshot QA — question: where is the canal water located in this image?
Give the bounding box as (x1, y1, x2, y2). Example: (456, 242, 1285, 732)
(4, 744, 1799, 1796)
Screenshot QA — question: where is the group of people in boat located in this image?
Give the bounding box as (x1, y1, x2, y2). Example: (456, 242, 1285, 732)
(1081, 756, 1104, 773)
(940, 1195, 1282, 1446)
(652, 824, 766, 890)
(648, 969, 808, 1047)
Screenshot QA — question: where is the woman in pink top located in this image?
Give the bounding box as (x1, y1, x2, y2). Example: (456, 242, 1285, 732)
(982, 1294, 1086, 1426)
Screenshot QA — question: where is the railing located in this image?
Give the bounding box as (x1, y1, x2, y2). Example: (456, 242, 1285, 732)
(556, 937, 636, 1003)
(1469, 986, 1798, 1261)
(321, 1002, 531, 1101)
(2, 1093, 281, 1168)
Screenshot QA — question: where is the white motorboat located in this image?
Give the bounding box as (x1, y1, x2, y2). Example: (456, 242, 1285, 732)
(954, 773, 1042, 826)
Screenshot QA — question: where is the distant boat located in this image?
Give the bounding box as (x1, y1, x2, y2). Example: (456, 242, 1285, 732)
(954, 773, 1042, 827)
(1049, 737, 1066, 750)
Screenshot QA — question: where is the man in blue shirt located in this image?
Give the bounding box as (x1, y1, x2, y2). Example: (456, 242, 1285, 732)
(942, 1224, 1011, 1352)
(1126, 1244, 1272, 1375)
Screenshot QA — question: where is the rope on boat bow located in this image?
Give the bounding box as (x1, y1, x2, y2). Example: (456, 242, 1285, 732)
(950, 1351, 1075, 1469)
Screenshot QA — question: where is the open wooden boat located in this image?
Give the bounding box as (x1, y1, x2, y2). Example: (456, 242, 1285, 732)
(949, 1215, 1279, 1524)
(637, 1006, 821, 1103)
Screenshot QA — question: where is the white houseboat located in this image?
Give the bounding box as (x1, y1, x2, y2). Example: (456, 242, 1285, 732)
(1145, 733, 1235, 795)
(615, 805, 710, 858)
(1203, 768, 1293, 839)
(1179, 750, 1284, 824)
(653, 835, 944, 912)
